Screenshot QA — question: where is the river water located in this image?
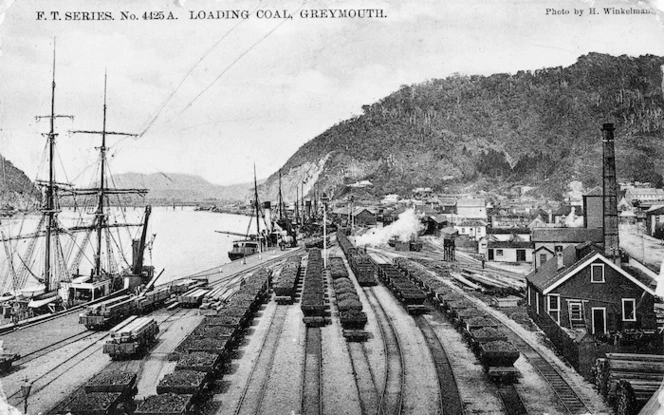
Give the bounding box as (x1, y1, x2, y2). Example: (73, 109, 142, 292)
(0, 207, 255, 291)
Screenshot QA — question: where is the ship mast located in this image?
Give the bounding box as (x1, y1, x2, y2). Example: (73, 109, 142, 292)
(71, 73, 144, 280)
(277, 170, 284, 221)
(253, 164, 261, 252)
(35, 40, 74, 292)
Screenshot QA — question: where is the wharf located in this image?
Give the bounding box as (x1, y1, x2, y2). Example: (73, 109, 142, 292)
(0, 247, 299, 370)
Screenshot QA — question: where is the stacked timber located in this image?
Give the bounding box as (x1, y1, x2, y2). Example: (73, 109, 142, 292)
(458, 268, 522, 296)
(273, 255, 301, 304)
(301, 249, 328, 326)
(138, 286, 172, 312)
(79, 294, 138, 330)
(103, 317, 159, 359)
(200, 286, 232, 310)
(594, 353, 664, 414)
(177, 288, 210, 308)
(171, 279, 205, 294)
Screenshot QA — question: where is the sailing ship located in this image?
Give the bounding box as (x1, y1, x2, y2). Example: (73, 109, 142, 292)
(0, 45, 154, 322)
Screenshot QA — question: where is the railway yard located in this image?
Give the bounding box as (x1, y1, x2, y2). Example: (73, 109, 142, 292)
(0, 236, 617, 415)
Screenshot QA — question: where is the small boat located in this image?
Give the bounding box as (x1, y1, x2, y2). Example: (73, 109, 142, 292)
(228, 240, 261, 261)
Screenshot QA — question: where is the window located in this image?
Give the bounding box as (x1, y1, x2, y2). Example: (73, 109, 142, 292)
(591, 264, 605, 283)
(496, 249, 504, 256)
(539, 253, 547, 265)
(536, 292, 539, 314)
(622, 299, 636, 322)
(569, 303, 582, 320)
(461, 228, 466, 233)
(547, 295, 560, 324)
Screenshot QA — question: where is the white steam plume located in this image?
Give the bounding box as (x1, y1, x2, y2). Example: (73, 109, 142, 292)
(355, 208, 424, 247)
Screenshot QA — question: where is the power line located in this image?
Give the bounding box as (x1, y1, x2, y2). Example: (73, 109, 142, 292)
(180, 1, 308, 114)
(138, 0, 263, 138)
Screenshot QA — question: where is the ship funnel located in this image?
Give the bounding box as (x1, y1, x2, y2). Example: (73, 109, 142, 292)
(263, 201, 272, 231)
(305, 200, 312, 219)
(602, 123, 620, 264)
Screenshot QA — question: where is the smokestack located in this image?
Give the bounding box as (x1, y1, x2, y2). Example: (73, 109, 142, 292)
(602, 123, 620, 264)
(262, 201, 272, 231)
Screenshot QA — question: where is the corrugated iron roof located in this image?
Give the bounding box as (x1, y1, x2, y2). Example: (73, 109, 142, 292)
(487, 241, 533, 249)
(532, 227, 603, 242)
(457, 198, 485, 207)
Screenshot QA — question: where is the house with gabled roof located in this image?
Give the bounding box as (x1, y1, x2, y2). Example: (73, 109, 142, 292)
(531, 227, 604, 271)
(454, 219, 487, 241)
(526, 244, 657, 335)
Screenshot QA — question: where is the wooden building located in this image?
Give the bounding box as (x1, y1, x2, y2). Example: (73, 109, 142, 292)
(531, 227, 604, 270)
(526, 244, 657, 335)
(487, 240, 533, 263)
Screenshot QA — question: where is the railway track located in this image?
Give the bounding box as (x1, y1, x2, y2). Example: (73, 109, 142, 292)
(301, 327, 324, 415)
(7, 330, 109, 401)
(503, 331, 591, 414)
(11, 329, 104, 367)
(410, 251, 594, 415)
(8, 306, 191, 408)
(363, 287, 404, 415)
(232, 304, 288, 415)
(368, 252, 548, 415)
(413, 312, 464, 415)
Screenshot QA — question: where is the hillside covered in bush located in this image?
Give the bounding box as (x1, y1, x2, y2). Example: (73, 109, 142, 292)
(260, 53, 664, 201)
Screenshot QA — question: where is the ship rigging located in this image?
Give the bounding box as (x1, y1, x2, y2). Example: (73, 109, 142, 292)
(0, 45, 154, 321)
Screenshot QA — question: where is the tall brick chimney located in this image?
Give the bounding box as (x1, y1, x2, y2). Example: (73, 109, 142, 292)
(602, 123, 620, 264)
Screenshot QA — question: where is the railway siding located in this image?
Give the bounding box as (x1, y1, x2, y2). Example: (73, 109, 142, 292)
(373, 286, 440, 415)
(395, 252, 610, 415)
(321, 249, 363, 415)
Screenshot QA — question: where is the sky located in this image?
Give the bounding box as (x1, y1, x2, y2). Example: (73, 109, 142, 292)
(0, 0, 663, 186)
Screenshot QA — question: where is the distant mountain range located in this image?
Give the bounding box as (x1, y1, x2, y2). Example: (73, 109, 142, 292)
(111, 173, 255, 203)
(258, 53, 664, 203)
(4, 53, 664, 208)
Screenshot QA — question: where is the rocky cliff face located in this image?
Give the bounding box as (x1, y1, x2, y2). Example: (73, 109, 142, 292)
(258, 53, 664, 202)
(0, 155, 40, 209)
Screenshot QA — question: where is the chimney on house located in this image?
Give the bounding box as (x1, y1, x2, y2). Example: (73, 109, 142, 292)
(556, 246, 564, 270)
(602, 123, 620, 264)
